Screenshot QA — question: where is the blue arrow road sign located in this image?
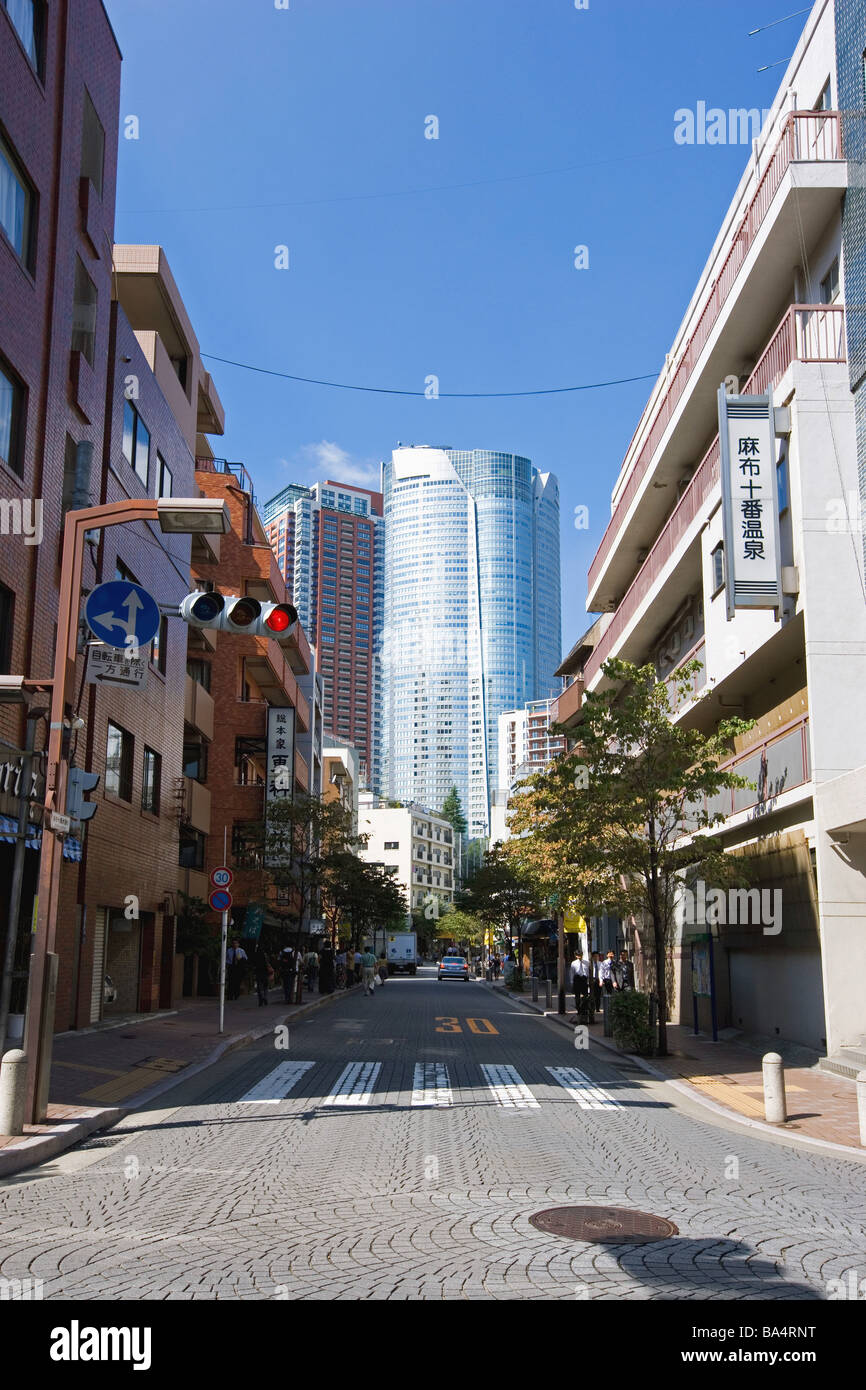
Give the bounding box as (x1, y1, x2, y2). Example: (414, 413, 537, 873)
(85, 581, 160, 649)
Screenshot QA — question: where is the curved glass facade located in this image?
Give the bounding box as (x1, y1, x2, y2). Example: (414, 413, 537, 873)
(381, 446, 561, 837)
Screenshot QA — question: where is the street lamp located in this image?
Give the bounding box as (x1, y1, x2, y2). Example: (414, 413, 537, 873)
(24, 497, 230, 1121)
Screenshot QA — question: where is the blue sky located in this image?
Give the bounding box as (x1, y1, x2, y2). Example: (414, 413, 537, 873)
(106, 0, 808, 652)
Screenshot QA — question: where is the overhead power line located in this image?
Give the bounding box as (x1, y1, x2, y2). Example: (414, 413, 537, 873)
(200, 353, 660, 400)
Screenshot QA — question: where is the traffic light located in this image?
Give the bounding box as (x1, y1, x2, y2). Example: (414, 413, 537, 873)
(178, 591, 298, 641)
(66, 766, 100, 823)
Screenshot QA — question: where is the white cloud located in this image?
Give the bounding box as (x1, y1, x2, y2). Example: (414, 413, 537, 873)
(295, 440, 380, 489)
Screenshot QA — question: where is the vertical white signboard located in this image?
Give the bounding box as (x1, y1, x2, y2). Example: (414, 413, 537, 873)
(265, 706, 295, 866)
(718, 387, 783, 620)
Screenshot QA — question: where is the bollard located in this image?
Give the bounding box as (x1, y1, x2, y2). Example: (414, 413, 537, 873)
(857, 1072, 866, 1149)
(0, 1049, 27, 1137)
(602, 995, 612, 1037)
(531, 978, 539, 1002)
(545, 980, 552, 1010)
(762, 1051, 787, 1125)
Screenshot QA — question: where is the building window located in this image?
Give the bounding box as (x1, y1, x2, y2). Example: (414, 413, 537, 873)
(183, 740, 208, 783)
(81, 89, 105, 198)
(711, 543, 725, 595)
(814, 78, 831, 112)
(156, 453, 172, 498)
(105, 721, 133, 801)
(141, 747, 161, 814)
(232, 820, 263, 869)
(0, 358, 24, 475)
(384, 841, 399, 850)
(150, 614, 168, 673)
(0, 582, 13, 673)
(71, 257, 97, 366)
(2, 1, 45, 72)
(235, 736, 267, 786)
(0, 132, 35, 266)
(121, 400, 150, 485)
(820, 258, 839, 305)
(186, 657, 211, 692)
(179, 826, 206, 870)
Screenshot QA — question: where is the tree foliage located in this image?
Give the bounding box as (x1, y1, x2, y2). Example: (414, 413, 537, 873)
(440, 785, 468, 835)
(457, 844, 539, 952)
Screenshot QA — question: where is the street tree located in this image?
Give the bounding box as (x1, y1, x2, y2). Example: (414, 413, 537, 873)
(457, 844, 539, 964)
(440, 785, 468, 835)
(536, 657, 755, 1054)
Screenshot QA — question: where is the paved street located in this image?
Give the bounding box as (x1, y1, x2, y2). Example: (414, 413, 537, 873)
(1, 968, 864, 1301)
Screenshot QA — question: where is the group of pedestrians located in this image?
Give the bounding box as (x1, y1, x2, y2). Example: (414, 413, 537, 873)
(569, 949, 635, 1014)
(224, 936, 393, 1004)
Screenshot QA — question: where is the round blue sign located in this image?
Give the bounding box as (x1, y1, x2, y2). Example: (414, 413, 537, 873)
(85, 581, 161, 649)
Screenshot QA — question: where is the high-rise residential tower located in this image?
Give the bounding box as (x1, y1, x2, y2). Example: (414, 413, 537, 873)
(381, 446, 561, 838)
(262, 480, 384, 789)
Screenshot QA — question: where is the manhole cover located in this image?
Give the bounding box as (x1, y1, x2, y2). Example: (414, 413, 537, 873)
(529, 1206, 678, 1243)
(78, 1134, 127, 1150)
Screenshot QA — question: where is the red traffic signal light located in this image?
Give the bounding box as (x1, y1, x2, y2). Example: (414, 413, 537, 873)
(178, 592, 298, 643)
(262, 603, 296, 635)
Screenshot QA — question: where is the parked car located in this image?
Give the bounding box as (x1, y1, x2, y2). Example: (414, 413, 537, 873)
(438, 955, 470, 981)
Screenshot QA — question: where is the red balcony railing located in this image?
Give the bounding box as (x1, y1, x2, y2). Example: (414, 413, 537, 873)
(583, 305, 846, 687)
(588, 111, 843, 595)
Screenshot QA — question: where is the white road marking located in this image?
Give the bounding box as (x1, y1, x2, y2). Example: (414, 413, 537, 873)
(411, 1062, 453, 1107)
(322, 1061, 382, 1106)
(546, 1066, 623, 1110)
(237, 1061, 315, 1103)
(481, 1063, 540, 1110)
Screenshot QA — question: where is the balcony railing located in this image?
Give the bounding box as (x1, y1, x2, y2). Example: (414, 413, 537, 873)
(686, 715, 811, 827)
(584, 305, 846, 687)
(588, 112, 843, 595)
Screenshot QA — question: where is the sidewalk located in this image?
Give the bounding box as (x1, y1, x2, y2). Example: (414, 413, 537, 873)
(487, 979, 865, 1155)
(0, 980, 355, 1177)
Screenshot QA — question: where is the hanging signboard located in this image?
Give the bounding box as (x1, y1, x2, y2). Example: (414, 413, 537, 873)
(718, 387, 783, 620)
(264, 705, 296, 867)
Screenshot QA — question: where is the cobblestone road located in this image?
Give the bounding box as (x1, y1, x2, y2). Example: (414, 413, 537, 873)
(1, 969, 864, 1300)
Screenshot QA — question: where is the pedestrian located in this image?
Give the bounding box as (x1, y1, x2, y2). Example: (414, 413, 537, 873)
(377, 953, 388, 985)
(345, 946, 355, 987)
(614, 951, 635, 991)
(569, 951, 590, 1016)
(278, 945, 295, 1003)
(601, 950, 616, 995)
(253, 943, 271, 1007)
(305, 947, 319, 992)
(360, 943, 377, 995)
(335, 948, 346, 990)
(319, 944, 335, 995)
(591, 952, 603, 1009)
(226, 938, 248, 1000)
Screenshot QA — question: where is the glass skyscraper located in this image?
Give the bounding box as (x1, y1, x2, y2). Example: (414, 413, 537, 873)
(381, 445, 561, 837)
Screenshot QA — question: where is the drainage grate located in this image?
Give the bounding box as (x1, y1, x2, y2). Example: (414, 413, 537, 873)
(77, 1134, 127, 1150)
(529, 1206, 679, 1243)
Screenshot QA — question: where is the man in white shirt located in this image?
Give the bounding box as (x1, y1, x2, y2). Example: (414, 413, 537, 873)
(569, 952, 590, 1015)
(226, 939, 248, 1000)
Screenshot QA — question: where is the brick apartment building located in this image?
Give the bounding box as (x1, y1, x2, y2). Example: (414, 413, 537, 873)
(0, 0, 122, 1035)
(189, 460, 313, 963)
(262, 479, 383, 789)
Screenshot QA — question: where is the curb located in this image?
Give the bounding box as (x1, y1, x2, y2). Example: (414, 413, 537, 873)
(484, 980, 866, 1162)
(0, 1106, 123, 1180)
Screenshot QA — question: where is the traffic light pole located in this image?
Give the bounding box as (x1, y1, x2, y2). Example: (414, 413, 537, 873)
(24, 499, 167, 1123)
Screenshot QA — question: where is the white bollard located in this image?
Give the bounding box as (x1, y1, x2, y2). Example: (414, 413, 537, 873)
(0, 1049, 27, 1136)
(762, 1051, 787, 1125)
(857, 1071, 866, 1149)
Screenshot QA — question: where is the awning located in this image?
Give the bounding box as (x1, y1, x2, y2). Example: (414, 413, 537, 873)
(522, 918, 557, 940)
(0, 816, 82, 861)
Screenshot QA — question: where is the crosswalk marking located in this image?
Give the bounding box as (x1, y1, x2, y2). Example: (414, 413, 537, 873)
(322, 1061, 382, 1106)
(546, 1066, 623, 1110)
(237, 1061, 315, 1103)
(480, 1063, 540, 1110)
(411, 1062, 453, 1107)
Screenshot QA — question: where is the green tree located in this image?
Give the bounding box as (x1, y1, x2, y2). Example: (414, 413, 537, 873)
(435, 906, 485, 953)
(440, 786, 468, 835)
(176, 893, 217, 963)
(515, 657, 755, 1055)
(457, 844, 539, 963)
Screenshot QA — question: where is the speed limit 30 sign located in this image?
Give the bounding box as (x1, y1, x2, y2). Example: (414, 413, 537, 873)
(210, 866, 233, 889)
